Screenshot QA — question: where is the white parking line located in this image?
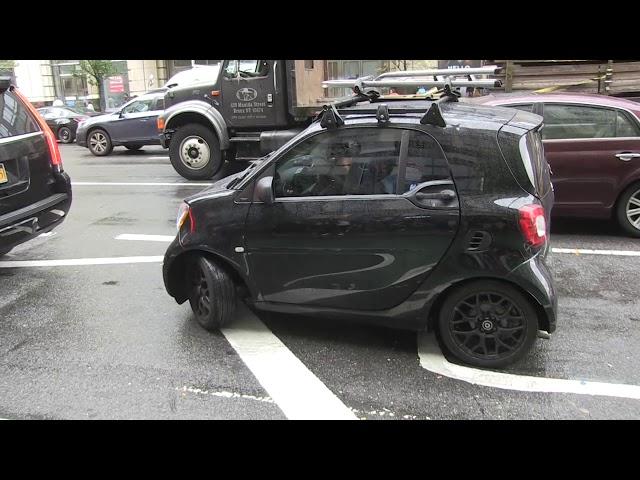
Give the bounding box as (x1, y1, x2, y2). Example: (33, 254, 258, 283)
(72, 182, 212, 187)
(221, 304, 357, 420)
(551, 247, 640, 257)
(0, 256, 163, 268)
(115, 234, 175, 242)
(417, 332, 640, 400)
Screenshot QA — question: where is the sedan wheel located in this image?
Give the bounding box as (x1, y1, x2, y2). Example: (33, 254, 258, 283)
(616, 183, 640, 237)
(58, 127, 73, 144)
(625, 189, 640, 231)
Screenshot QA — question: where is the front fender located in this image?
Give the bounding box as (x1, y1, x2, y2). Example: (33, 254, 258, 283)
(161, 100, 229, 150)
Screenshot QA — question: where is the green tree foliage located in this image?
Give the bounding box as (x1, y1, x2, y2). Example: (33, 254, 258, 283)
(79, 60, 118, 110)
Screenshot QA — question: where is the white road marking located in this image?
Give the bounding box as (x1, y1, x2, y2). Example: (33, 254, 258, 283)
(177, 386, 274, 403)
(0, 256, 163, 268)
(72, 182, 212, 187)
(221, 304, 357, 420)
(148, 156, 169, 160)
(552, 247, 640, 257)
(115, 234, 175, 242)
(417, 332, 640, 400)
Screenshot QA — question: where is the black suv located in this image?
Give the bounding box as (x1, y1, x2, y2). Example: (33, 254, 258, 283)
(0, 79, 72, 256)
(163, 96, 556, 368)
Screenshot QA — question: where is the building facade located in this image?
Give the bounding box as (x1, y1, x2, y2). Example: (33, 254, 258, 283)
(13, 60, 170, 109)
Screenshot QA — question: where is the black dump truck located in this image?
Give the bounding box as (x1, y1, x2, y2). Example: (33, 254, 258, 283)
(158, 60, 328, 180)
(158, 60, 501, 180)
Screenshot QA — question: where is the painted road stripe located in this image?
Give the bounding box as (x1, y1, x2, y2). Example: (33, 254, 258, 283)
(417, 332, 640, 400)
(552, 247, 640, 257)
(148, 156, 169, 160)
(116, 234, 175, 242)
(221, 305, 357, 420)
(0, 256, 163, 268)
(72, 182, 212, 187)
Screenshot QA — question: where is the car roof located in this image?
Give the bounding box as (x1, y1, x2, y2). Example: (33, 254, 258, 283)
(468, 92, 640, 112)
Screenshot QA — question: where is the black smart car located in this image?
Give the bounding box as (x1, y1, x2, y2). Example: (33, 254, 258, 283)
(0, 78, 72, 257)
(163, 96, 556, 368)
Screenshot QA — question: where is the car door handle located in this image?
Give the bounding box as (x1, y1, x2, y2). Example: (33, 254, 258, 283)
(615, 153, 640, 161)
(416, 190, 456, 201)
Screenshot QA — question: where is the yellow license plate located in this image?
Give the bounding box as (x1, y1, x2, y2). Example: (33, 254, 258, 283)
(0, 164, 7, 184)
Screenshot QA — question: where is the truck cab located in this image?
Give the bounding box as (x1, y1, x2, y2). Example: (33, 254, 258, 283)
(160, 60, 326, 180)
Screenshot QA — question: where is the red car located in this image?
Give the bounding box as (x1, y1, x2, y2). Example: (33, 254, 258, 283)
(473, 93, 640, 237)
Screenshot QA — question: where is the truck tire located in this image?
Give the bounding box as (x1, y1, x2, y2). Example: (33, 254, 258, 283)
(169, 123, 223, 180)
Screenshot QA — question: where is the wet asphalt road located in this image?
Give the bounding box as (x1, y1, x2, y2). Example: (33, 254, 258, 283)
(0, 143, 639, 420)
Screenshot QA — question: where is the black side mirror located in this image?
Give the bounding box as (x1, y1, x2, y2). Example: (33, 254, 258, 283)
(255, 176, 274, 205)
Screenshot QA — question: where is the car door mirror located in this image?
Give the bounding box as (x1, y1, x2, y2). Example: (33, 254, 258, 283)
(255, 176, 274, 205)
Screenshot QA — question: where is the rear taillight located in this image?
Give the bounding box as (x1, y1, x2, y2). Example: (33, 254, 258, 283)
(518, 204, 546, 248)
(14, 88, 63, 172)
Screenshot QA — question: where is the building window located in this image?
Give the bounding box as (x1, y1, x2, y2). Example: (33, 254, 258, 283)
(304, 60, 314, 69)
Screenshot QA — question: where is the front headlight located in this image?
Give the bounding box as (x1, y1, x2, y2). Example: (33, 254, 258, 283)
(176, 202, 191, 232)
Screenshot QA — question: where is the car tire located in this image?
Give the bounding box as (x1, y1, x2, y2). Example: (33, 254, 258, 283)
(87, 129, 113, 156)
(169, 123, 223, 180)
(57, 126, 73, 144)
(616, 182, 640, 238)
(437, 280, 538, 369)
(188, 256, 236, 331)
(125, 145, 142, 151)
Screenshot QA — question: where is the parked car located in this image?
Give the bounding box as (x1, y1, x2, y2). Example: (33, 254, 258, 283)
(0, 78, 72, 257)
(162, 97, 556, 369)
(37, 106, 95, 144)
(76, 91, 166, 156)
(472, 92, 640, 237)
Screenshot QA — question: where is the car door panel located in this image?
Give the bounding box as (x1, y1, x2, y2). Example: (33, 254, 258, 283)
(243, 126, 459, 311)
(541, 103, 640, 216)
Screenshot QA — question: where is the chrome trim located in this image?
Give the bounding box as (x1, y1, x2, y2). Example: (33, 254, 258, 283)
(0, 131, 43, 145)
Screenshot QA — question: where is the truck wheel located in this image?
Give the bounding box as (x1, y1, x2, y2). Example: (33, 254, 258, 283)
(187, 256, 237, 331)
(169, 123, 223, 180)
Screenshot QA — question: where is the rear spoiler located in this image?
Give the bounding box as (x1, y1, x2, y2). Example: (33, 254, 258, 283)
(0, 77, 12, 94)
(506, 108, 543, 132)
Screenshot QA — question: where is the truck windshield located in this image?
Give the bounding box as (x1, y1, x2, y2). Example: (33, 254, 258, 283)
(224, 60, 269, 78)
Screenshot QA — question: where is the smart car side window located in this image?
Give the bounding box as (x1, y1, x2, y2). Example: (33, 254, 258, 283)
(401, 131, 452, 193)
(273, 128, 403, 198)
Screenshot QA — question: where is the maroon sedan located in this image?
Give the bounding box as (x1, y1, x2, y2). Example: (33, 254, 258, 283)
(472, 93, 640, 237)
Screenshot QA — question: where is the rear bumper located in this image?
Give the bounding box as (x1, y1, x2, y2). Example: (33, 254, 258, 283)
(507, 252, 557, 333)
(0, 172, 72, 253)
